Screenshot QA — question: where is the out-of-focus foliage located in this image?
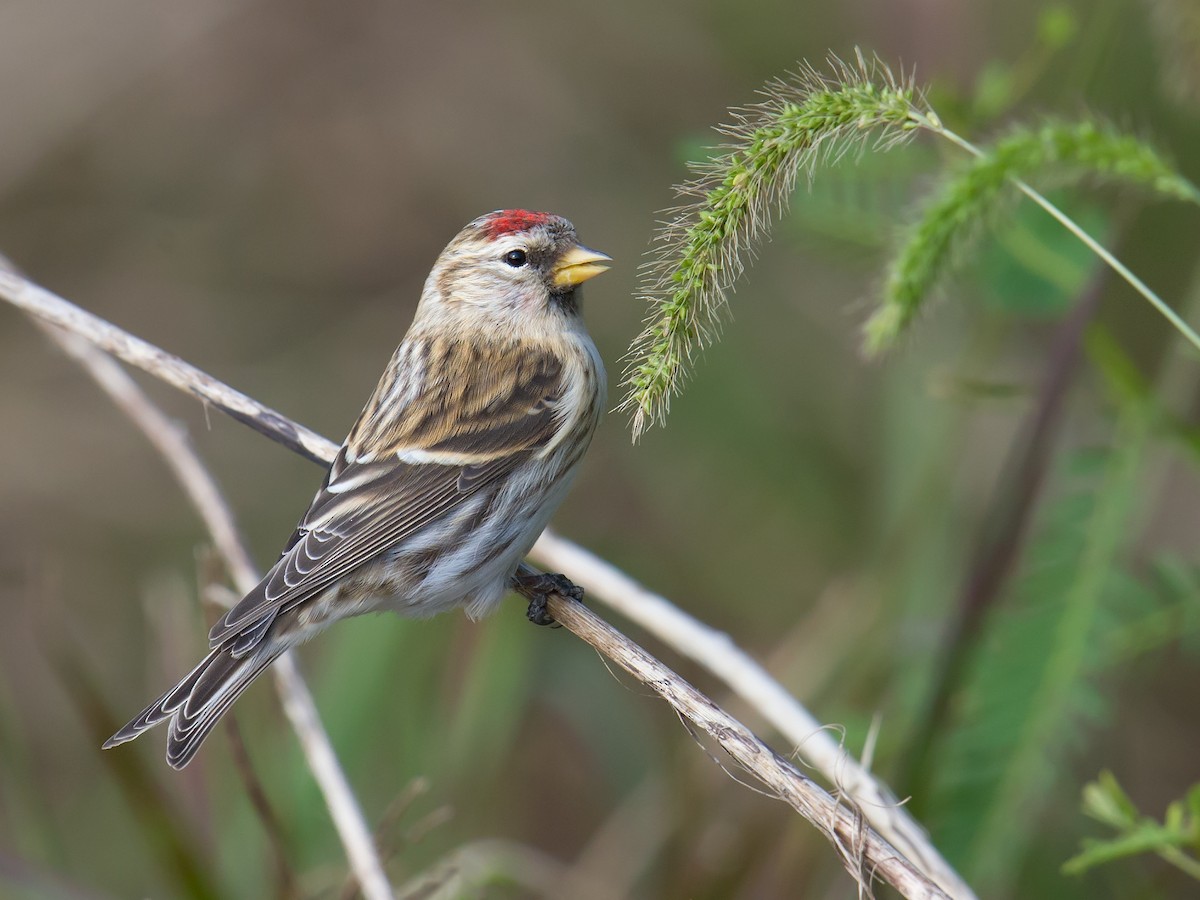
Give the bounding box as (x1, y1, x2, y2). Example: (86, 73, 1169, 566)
(1065, 771, 1200, 880)
(924, 425, 1151, 889)
(866, 119, 1199, 353)
(1, 1, 1199, 899)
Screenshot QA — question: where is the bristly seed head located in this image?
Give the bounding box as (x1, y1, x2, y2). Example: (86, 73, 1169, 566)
(483, 210, 555, 240)
(619, 51, 922, 441)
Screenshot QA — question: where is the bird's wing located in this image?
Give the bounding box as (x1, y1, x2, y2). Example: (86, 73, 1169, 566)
(209, 336, 567, 650)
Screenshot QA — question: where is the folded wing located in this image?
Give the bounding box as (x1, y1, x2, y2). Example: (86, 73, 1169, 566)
(209, 336, 566, 651)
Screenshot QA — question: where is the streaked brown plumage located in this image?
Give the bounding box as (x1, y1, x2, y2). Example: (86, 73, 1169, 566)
(105, 210, 609, 768)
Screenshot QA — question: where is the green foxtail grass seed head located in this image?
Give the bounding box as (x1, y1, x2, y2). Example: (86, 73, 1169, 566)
(863, 118, 1200, 356)
(620, 50, 924, 440)
(622, 50, 1200, 438)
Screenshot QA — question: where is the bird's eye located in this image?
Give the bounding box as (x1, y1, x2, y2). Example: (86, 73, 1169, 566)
(503, 249, 528, 267)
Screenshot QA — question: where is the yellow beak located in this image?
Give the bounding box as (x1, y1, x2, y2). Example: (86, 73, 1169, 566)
(552, 244, 613, 289)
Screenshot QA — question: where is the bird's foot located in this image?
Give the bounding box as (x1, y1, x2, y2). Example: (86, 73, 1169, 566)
(510, 572, 584, 627)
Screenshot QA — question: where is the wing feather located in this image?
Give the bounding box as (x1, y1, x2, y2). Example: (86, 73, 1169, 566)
(209, 336, 566, 648)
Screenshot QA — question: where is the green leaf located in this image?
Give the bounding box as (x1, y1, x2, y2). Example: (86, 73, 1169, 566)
(1067, 772, 1200, 881)
(977, 198, 1108, 317)
(1188, 785, 1200, 848)
(1082, 771, 1140, 828)
(925, 409, 1152, 889)
(1063, 823, 1185, 874)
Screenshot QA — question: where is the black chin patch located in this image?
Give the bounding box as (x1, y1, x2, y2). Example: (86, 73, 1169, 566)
(550, 287, 579, 315)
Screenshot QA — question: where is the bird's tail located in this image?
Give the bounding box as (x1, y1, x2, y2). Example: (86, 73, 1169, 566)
(104, 644, 282, 769)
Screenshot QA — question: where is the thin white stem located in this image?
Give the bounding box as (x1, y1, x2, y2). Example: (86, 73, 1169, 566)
(272, 654, 394, 900)
(910, 109, 1200, 357)
(540, 591, 950, 900)
(529, 530, 976, 900)
(23, 307, 393, 899)
(394, 839, 608, 900)
(44, 327, 260, 586)
(0, 263, 339, 465)
(0, 264, 964, 899)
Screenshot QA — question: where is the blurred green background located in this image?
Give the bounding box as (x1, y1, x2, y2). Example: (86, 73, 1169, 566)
(1, 0, 1198, 897)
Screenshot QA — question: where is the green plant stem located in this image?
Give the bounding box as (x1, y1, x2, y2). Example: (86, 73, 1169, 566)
(909, 109, 1200, 356)
(1160, 846, 1200, 881)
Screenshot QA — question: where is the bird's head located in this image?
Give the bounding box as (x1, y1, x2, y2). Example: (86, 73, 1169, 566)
(417, 210, 611, 331)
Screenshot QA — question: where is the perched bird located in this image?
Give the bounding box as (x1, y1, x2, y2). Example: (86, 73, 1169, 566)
(105, 210, 610, 768)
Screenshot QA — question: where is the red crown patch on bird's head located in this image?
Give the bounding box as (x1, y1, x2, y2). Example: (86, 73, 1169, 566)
(482, 209, 554, 240)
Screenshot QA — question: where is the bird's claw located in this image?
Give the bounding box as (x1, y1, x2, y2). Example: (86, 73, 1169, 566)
(510, 572, 584, 627)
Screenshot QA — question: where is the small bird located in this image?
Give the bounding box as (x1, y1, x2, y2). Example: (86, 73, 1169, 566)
(105, 210, 610, 768)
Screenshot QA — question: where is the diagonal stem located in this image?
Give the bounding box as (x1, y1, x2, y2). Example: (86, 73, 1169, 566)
(27, 310, 393, 899)
(0, 263, 968, 899)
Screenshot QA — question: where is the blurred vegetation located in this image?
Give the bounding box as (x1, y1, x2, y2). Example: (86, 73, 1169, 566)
(2, 0, 1199, 898)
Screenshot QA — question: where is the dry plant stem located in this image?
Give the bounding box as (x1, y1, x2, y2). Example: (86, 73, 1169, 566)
(0, 269, 958, 899)
(537, 592, 949, 900)
(0, 271, 339, 466)
(39, 326, 260, 585)
(529, 531, 976, 900)
(222, 715, 298, 899)
(271, 654, 393, 900)
(394, 839, 600, 900)
(564, 778, 668, 899)
(33, 323, 393, 900)
(902, 272, 1104, 800)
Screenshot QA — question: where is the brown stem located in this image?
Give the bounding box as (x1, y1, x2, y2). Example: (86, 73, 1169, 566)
(902, 267, 1107, 802)
(222, 716, 301, 900)
(2, 261, 958, 900)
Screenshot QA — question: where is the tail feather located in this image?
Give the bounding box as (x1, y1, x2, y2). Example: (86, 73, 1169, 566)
(104, 644, 282, 769)
(166, 648, 281, 769)
(102, 651, 217, 749)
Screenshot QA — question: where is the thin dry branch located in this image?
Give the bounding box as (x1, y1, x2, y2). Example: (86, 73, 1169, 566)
(394, 838, 606, 900)
(0, 265, 957, 899)
(528, 585, 947, 899)
(529, 530, 975, 899)
(222, 714, 298, 898)
(0, 259, 968, 896)
(0, 267, 338, 465)
(25, 313, 393, 899)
